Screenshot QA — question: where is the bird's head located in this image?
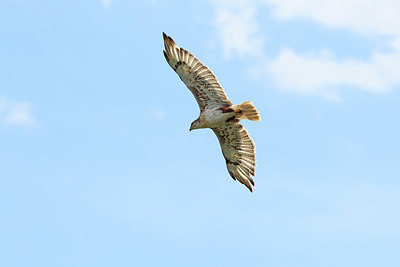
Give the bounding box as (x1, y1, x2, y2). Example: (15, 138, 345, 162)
(189, 118, 202, 131)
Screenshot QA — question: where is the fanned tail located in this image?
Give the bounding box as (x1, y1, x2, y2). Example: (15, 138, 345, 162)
(233, 101, 261, 121)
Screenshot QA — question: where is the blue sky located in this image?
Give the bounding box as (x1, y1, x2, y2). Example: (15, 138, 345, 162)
(1, 0, 400, 266)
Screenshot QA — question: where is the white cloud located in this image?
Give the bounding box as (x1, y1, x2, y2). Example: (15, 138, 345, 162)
(101, 0, 112, 8)
(266, 178, 400, 234)
(212, 0, 265, 59)
(267, 42, 400, 100)
(150, 106, 167, 121)
(0, 96, 34, 126)
(209, 0, 400, 101)
(263, 0, 400, 36)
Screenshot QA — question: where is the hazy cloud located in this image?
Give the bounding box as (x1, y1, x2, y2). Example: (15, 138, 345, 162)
(212, 0, 265, 59)
(210, 0, 400, 101)
(267, 178, 400, 234)
(263, 0, 400, 36)
(101, 0, 112, 8)
(0, 96, 35, 126)
(150, 106, 167, 121)
(267, 42, 400, 100)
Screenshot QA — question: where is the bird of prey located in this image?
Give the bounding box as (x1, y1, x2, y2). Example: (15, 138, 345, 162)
(163, 32, 261, 192)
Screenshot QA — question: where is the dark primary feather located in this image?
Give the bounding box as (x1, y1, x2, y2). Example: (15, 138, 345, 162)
(163, 32, 232, 111)
(212, 122, 256, 192)
(163, 32, 258, 192)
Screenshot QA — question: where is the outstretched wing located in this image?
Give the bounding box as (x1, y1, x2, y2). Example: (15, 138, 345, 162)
(163, 32, 232, 111)
(212, 122, 256, 192)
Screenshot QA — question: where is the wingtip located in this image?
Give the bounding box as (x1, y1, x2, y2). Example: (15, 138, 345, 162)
(246, 180, 254, 192)
(162, 32, 172, 42)
(247, 184, 253, 193)
(163, 50, 169, 62)
(228, 170, 237, 181)
(249, 177, 255, 186)
(162, 32, 177, 46)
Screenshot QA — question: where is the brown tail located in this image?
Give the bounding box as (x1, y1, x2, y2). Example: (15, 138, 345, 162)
(233, 101, 261, 121)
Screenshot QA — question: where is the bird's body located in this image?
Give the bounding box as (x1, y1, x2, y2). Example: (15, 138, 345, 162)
(163, 32, 260, 192)
(195, 107, 235, 129)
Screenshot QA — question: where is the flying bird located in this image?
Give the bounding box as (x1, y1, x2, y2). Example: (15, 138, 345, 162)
(163, 33, 261, 192)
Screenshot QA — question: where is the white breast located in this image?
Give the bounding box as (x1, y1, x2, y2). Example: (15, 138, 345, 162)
(201, 107, 234, 127)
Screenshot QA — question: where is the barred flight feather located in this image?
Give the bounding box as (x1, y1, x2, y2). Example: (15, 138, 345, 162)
(163, 32, 260, 192)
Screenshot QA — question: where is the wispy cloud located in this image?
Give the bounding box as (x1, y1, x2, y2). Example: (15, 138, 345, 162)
(263, 0, 400, 36)
(212, 0, 265, 59)
(101, 0, 112, 8)
(150, 106, 167, 121)
(209, 0, 400, 101)
(267, 42, 400, 101)
(265, 178, 400, 235)
(0, 96, 35, 126)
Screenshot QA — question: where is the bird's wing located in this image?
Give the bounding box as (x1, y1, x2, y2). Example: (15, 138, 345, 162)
(163, 32, 232, 111)
(212, 121, 256, 192)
